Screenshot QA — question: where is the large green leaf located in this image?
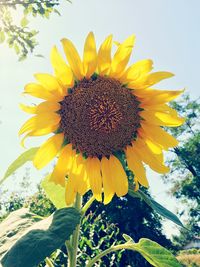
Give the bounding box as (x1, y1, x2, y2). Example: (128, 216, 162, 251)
(0, 147, 39, 185)
(129, 237, 181, 267)
(41, 175, 66, 209)
(1, 208, 81, 267)
(87, 236, 181, 267)
(0, 208, 40, 259)
(128, 188, 184, 228)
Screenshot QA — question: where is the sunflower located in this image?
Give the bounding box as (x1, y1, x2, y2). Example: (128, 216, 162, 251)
(19, 32, 184, 205)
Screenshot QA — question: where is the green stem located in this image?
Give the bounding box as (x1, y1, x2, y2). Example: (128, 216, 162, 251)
(67, 193, 82, 267)
(86, 244, 137, 267)
(45, 257, 54, 267)
(81, 195, 95, 216)
(65, 240, 73, 266)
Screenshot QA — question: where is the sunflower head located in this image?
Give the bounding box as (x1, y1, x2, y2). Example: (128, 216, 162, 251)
(19, 32, 184, 205)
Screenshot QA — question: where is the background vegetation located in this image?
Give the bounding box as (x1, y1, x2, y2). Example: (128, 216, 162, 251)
(0, 0, 70, 60)
(164, 95, 200, 250)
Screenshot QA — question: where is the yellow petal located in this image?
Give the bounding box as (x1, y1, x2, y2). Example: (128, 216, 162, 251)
(19, 103, 37, 114)
(145, 72, 174, 87)
(138, 129, 163, 154)
(24, 83, 59, 101)
(19, 101, 60, 114)
(109, 155, 128, 197)
(138, 89, 184, 105)
(141, 103, 176, 113)
(34, 73, 64, 95)
(120, 59, 153, 83)
(37, 101, 60, 114)
(141, 122, 178, 149)
(78, 172, 89, 196)
(142, 103, 184, 121)
(110, 35, 135, 78)
(50, 46, 74, 87)
(19, 113, 60, 136)
(50, 144, 75, 187)
(33, 133, 64, 169)
(101, 157, 114, 204)
(83, 32, 97, 78)
(133, 138, 169, 174)
(129, 72, 174, 89)
(97, 34, 113, 75)
(65, 176, 76, 206)
(86, 157, 102, 201)
(141, 110, 185, 127)
(20, 125, 59, 148)
(69, 154, 88, 196)
(126, 146, 149, 187)
(61, 38, 83, 80)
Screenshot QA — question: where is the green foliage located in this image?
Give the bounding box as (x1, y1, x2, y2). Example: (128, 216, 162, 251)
(168, 94, 200, 138)
(78, 212, 124, 266)
(163, 94, 200, 247)
(129, 188, 184, 228)
(0, 193, 24, 222)
(28, 186, 56, 217)
(86, 235, 181, 267)
(1, 207, 81, 267)
(0, 184, 174, 267)
(0, 30, 5, 43)
(178, 249, 200, 255)
(0, 0, 71, 59)
(127, 237, 181, 267)
(41, 175, 66, 209)
(131, 238, 181, 267)
(169, 133, 200, 201)
(0, 147, 39, 185)
(87, 193, 173, 266)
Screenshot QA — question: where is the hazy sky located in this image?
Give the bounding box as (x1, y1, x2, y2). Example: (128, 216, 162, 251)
(0, 0, 199, 236)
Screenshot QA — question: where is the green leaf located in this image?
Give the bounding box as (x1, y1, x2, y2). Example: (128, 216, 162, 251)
(87, 236, 181, 267)
(53, 9, 61, 16)
(128, 188, 184, 228)
(122, 233, 134, 242)
(20, 16, 29, 27)
(14, 44, 20, 54)
(34, 54, 45, 58)
(0, 147, 39, 185)
(130, 237, 181, 267)
(0, 31, 5, 43)
(41, 175, 66, 209)
(1, 208, 81, 267)
(0, 208, 42, 258)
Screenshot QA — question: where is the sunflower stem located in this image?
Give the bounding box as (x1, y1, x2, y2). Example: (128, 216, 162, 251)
(67, 193, 82, 267)
(81, 195, 95, 216)
(45, 257, 54, 267)
(86, 243, 136, 267)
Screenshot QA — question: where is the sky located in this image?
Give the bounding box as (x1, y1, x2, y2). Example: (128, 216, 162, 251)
(0, 0, 200, 237)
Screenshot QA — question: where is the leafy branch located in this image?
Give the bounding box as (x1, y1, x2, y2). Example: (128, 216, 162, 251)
(0, 0, 71, 60)
(86, 236, 181, 267)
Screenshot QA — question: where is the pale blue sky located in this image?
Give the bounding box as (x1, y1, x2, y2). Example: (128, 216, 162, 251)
(0, 0, 200, 236)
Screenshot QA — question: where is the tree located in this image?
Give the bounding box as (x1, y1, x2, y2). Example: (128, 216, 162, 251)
(0, 0, 71, 60)
(163, 94, 200, 247)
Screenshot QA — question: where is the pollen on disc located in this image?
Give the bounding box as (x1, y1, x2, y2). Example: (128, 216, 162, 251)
(59, 76, 141, 157)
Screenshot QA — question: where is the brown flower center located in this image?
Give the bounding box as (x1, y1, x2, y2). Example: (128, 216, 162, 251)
(89, 94, 123, 133)
(59, 76, 141, 157)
